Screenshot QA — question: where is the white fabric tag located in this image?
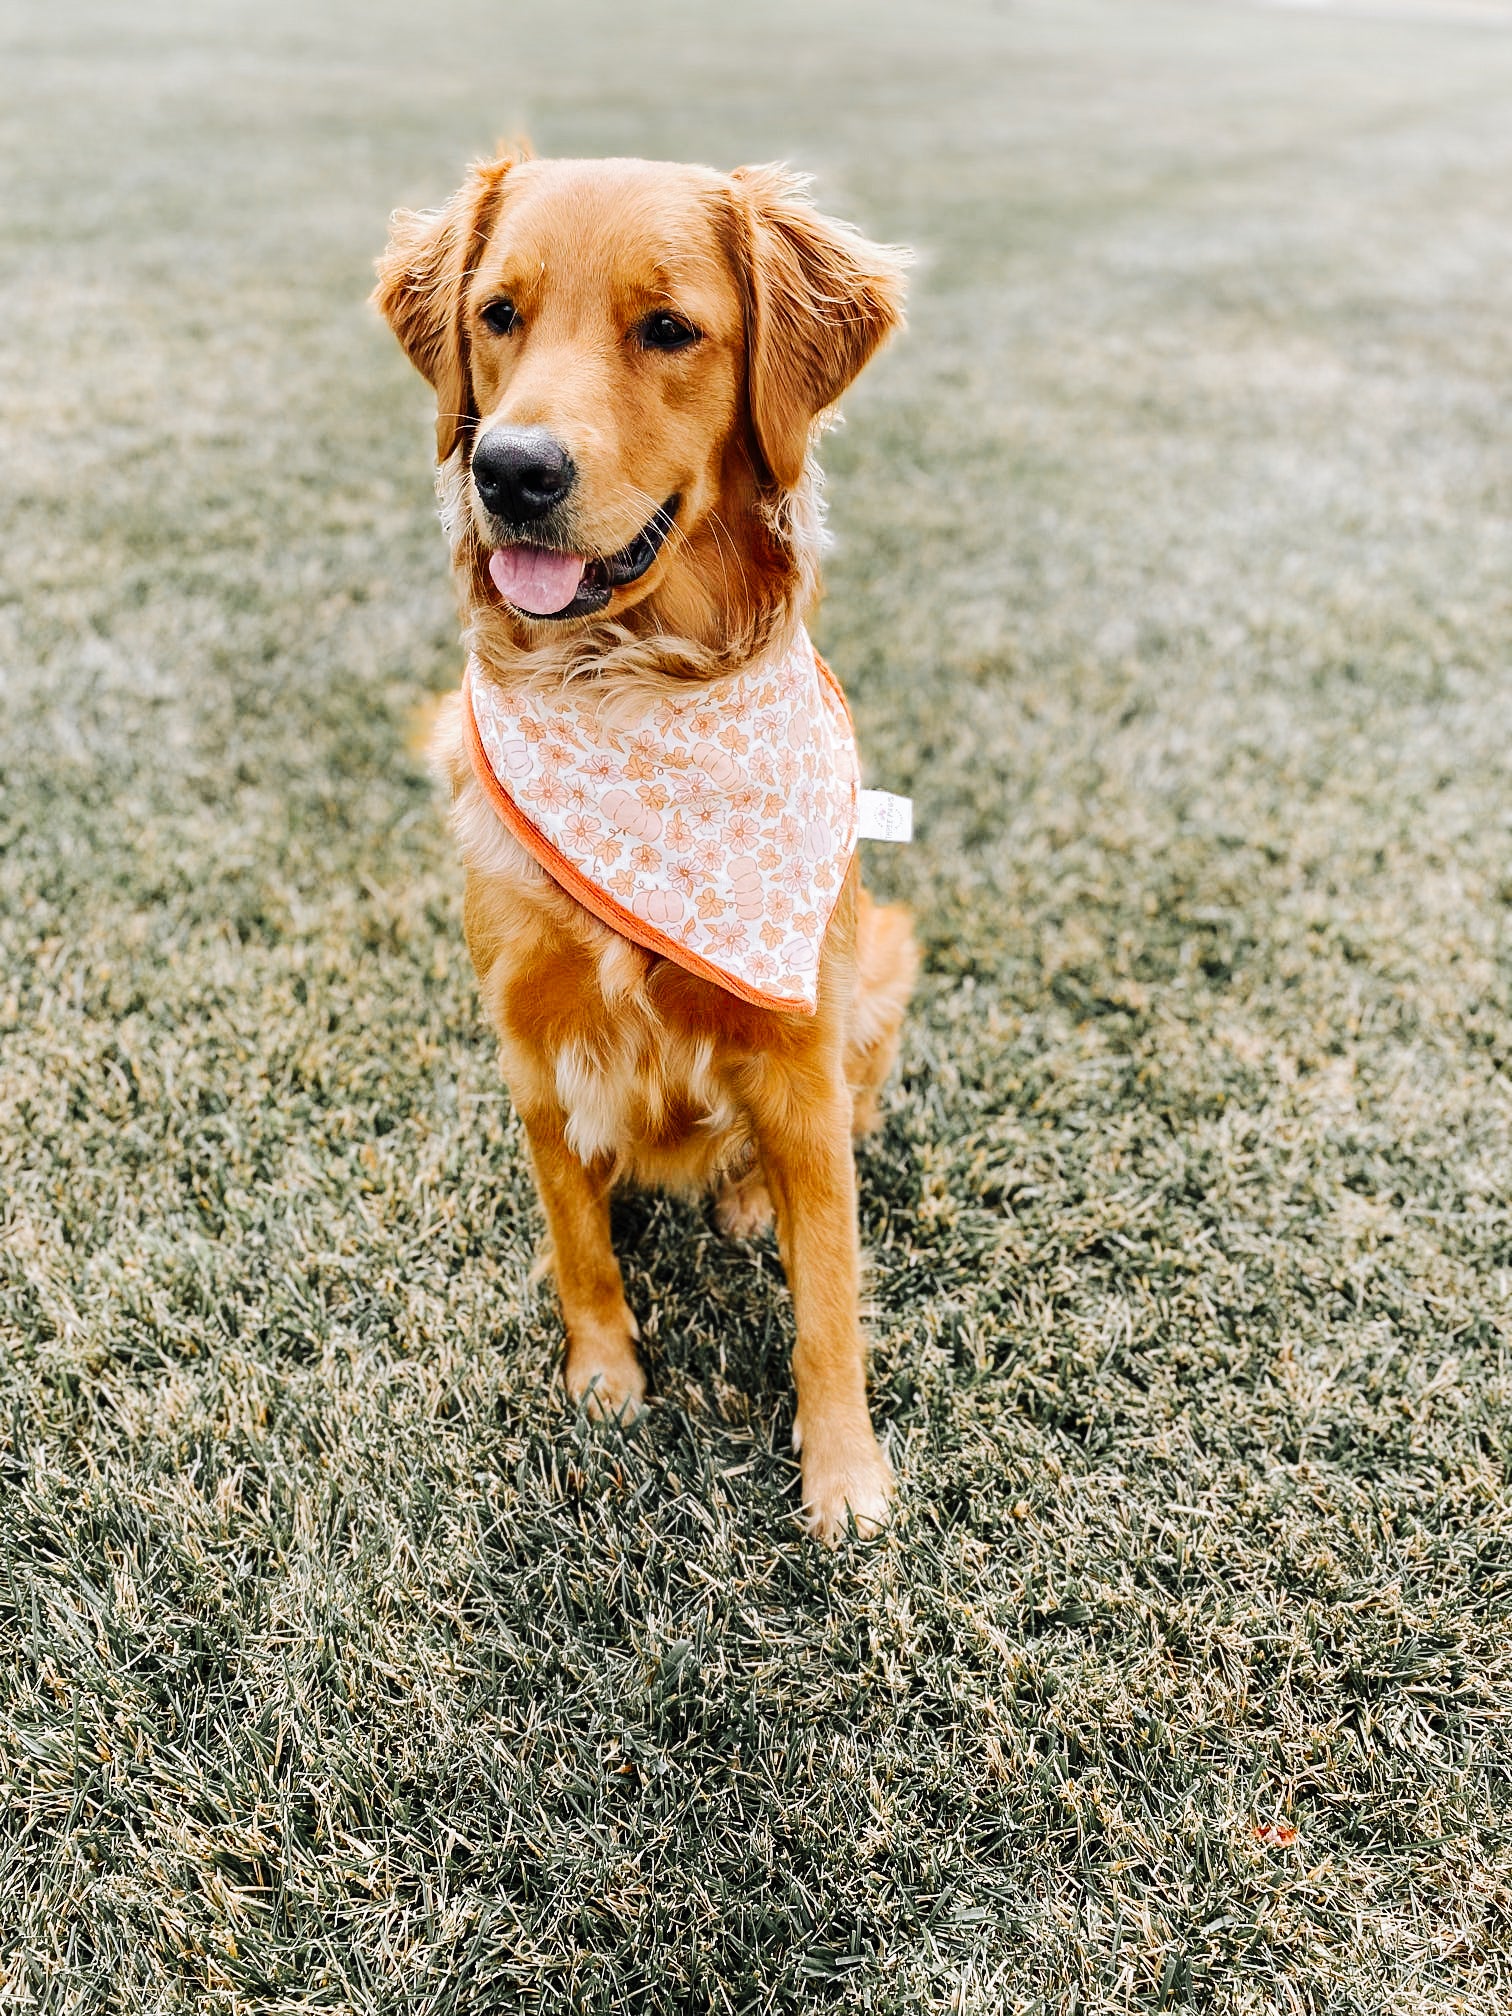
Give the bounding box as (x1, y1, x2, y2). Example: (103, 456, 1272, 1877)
(857, 789, 913, 843)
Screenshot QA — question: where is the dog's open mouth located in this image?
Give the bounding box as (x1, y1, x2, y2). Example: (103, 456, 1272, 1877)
(487, 497, 680, 621)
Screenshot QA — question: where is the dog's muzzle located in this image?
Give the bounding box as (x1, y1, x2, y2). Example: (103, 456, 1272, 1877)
(484, 495, 681, 620)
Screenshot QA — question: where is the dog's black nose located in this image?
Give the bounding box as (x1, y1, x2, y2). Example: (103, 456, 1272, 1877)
(471, 427, 576, 521)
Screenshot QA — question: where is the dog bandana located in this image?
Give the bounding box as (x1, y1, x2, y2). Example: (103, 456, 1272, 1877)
(464, 627, 868, 1014)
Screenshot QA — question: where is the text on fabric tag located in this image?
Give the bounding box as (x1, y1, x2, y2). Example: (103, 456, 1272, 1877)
(857, 790, 913, 843)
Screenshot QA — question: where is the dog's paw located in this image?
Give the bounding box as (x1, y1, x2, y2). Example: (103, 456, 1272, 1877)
(796, 1423, 894, 1545)
(715, 1166, 774, 1240)
(565, 1320, 646, 1424)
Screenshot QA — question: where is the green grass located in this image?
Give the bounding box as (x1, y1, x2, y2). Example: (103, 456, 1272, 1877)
(4, 0, 1512, 2007)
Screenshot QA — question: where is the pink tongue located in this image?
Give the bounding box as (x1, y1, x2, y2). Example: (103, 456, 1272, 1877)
(488, 545, 586, 616)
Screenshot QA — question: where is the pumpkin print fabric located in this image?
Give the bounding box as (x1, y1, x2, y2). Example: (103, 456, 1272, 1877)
(463, 627, 860, 1013)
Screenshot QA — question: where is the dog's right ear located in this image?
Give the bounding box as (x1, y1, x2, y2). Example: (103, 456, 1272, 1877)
(372, 153, 514, 464)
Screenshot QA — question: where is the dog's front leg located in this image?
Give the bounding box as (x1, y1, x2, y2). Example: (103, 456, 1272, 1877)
(744, 1060, 893, 1543)
(521, 1107, 645, 1421)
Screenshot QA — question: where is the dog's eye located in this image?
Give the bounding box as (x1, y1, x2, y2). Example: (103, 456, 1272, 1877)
(637, 311, 700, 352)
(481, 299, 519, 336)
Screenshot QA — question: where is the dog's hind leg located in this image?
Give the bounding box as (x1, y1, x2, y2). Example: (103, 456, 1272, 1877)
(714, 1155, 775, 1240)
(845, 887, 918, 1137)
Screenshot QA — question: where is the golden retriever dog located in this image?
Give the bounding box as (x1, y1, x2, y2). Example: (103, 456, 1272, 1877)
(374, 152, 917, 1540)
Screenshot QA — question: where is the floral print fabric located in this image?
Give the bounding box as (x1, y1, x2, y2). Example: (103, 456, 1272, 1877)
(464, 627, 859, 1013)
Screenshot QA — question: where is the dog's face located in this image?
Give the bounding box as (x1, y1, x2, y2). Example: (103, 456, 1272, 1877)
(375, 155, 906, 638)
(456, 159, 745, 622)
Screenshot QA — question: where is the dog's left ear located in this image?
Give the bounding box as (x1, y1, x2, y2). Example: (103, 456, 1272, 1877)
(373, 153, 514, 464)
(728, 165, 909, 493)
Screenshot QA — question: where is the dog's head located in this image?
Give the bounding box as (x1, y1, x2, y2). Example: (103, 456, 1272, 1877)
(374, 154, 906, 657)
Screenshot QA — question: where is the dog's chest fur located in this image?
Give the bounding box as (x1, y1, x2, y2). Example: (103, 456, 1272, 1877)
(436, 691, 753, 1184)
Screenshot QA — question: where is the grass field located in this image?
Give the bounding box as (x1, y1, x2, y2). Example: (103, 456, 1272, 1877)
(5, 0, 1512, 2007)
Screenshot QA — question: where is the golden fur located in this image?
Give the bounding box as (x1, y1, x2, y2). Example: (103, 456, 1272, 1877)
(375, 151, 916, 1540)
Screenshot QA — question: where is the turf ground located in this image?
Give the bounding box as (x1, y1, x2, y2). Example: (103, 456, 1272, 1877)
(4, 0, 1512, 2008)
